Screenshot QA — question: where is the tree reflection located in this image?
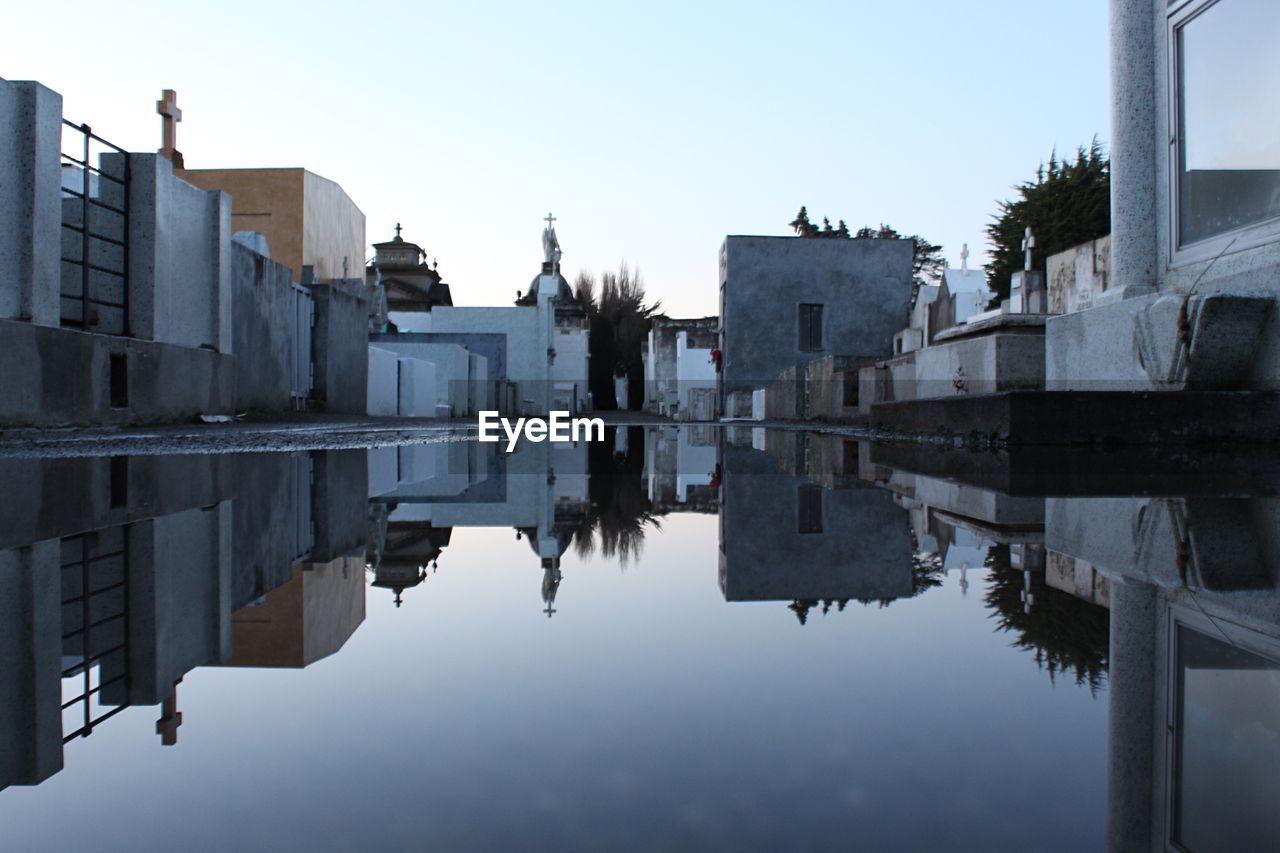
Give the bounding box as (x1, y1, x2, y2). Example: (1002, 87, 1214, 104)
(573, 427, 660, 567)
(983, 544, 1110, 692)
(786, 551, 946, 624)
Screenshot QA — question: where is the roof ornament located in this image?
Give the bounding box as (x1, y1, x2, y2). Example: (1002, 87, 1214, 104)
(542, 212, 562, 270)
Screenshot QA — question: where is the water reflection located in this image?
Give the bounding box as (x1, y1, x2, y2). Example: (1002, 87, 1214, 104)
(0, 429, 1277, 849)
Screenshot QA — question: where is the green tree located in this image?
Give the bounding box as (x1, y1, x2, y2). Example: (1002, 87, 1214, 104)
(789, 206, 819, 237)
(985, 139, 1110, 305)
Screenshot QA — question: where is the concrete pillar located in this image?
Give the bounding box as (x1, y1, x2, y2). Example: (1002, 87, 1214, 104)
(1109, 0, 1160, 297)
(213, 189, 233, 354)
(0, 78, 62, 326)
(0, 542, 64, 790)
(126, 154, 161, 342)
(1106, 578, 1159, 852)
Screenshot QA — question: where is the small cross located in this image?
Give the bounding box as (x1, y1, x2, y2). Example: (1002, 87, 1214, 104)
(156, 89, 182, 160)
(155, 679, 183, 746)
(544, 212, 556, 228)
(394, 222, 402, 239)
(1021, 226, 1036, 271)
(960, 243, 970, 273)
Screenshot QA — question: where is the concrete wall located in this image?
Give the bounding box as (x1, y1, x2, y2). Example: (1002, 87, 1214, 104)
(0, 318, 234, 426)
(367, 346, 399, 416)
(912, 332, 1046, 398)
(806, 355, 862, 420)
(302, 170, 366, 283)
(718, 442, 913, 602)
(1047, 236, 1110, 315)
(719, 236, 912, 395)
(371, 339, 474, 416)
(0, 542, 61, 791)
(177, 168, 304, 274)
(311, 280, 368, 413)
(0, 78, 61, 326)
(646, 317, 718, 416)
(176, 167, 366, 284)
(129, 154, 232, 351)
(397, 356, 437, 416)
(230, 241, 295, 410)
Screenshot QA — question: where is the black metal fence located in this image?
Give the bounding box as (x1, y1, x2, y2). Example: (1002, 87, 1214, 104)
(60, 527, 131, 742)
(60, 120, 130, 336)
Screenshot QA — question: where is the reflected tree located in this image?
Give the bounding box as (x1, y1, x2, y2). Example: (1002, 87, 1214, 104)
(573, 427, 661, 567)
(983, 544, 1110, 693)
(786, 547, 946, 624)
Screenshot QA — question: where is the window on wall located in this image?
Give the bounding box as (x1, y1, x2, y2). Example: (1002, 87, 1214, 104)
(798, 303, 823, 352)
(1172, 0, 1280, 253)
(797, 484, 823, 534)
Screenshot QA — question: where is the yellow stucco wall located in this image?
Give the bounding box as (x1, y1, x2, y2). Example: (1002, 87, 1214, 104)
(176, 167, 365, 282)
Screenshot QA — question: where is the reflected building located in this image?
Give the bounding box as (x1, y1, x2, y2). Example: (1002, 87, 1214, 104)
(644, 426, 718, 515)
(367, 434, 589, 611)
(717, 431, 915, 616)
(1048, 492, 1280, 851)
(0, 449, 370, 792)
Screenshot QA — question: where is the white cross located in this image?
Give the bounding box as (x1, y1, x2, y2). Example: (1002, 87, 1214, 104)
(960, 243, 970, 273)
(544, 212, 556, 228)
(1021, 227, 1036, 271)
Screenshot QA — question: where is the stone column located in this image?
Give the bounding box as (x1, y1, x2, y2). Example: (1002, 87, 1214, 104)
(0, 79, 62, 326)
(0, 541, 64, 790)
(1106, 578, 1159, 852)
(1109, 0, 1159, 297)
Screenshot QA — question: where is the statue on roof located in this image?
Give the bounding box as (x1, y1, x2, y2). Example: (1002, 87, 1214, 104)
(542, 212, 562, 269)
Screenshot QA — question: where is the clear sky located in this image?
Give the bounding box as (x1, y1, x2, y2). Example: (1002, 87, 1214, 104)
(7, 0, 1110, 317)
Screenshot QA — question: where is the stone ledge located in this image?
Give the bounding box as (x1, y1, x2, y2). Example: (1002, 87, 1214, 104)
(933, 312, 1047, 343)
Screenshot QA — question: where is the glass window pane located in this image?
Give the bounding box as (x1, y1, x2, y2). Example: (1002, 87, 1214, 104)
(1173, 625, 1280, 851)
(1177, 0, 1280, 245)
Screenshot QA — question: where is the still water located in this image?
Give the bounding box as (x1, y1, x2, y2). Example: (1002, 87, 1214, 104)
(0, 426, 1275, 851)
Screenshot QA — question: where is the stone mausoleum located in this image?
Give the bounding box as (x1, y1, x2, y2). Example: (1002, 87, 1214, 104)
(1049, 0, 1280, 395)
(717, 235, 913, 414)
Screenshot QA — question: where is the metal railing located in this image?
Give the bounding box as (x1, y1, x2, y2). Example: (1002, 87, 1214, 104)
(60, 120, 130, 336)
(59, 527, 131, 742)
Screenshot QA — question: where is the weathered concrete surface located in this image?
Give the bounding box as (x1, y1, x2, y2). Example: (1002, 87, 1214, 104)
(0, 454, 231, 550)
(718, 236, 912, 394)
(231, 241, 296, 411)
(644, 316, 717, 417)
(0, 317, 234, 427)
(128, 154, 232, 351)
(0, 541, 61, 791)
(1047, 236, 1110, 315)
(911, 332, 1045, 398)
(0, 77, 61, 326)
(719, 442, 913, 603)
(1048, 290, 1276, 392)
(309, 450, 369, 562)
(311, 280, 369, 414)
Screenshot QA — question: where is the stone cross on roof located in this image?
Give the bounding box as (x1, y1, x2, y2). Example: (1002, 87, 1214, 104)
(156, 89, 182, 164)
(960, 243, 970, 273)
(544, 212, 556, 228)
(1021, 227, 1036, 271)
(394, 222, 402, 240)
